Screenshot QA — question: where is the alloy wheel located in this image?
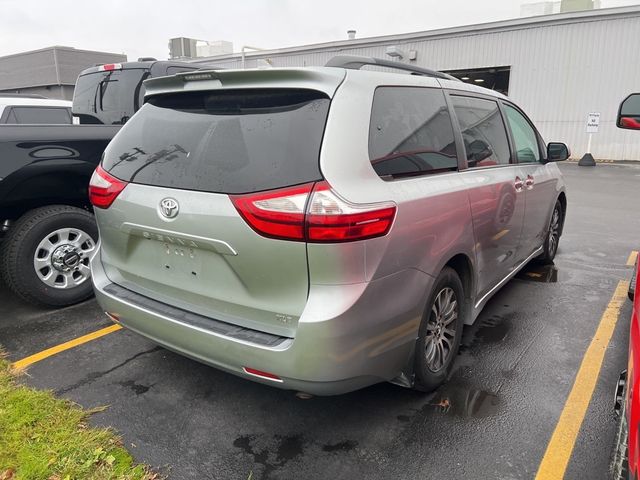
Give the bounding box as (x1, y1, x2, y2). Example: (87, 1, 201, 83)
(425, 287, 459, 372)
(32, 227, 95, 289)
(548, 206, 560, 257)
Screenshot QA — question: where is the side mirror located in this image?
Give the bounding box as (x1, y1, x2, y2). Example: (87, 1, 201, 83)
(617, 93, 640, 130)
(547, 142, 570, 162)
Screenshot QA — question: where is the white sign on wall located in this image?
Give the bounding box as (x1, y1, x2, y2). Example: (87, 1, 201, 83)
(586, 112, 601, 133)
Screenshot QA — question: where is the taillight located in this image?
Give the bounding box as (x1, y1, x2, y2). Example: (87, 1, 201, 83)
(89, 165, 128, 209)
(306, 181, 396, 242)
(230, 181, 396, 243)
(231, 183, 312, 241)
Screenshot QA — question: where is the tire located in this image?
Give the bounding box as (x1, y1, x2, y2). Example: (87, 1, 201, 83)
(612, 385, 629, 480)
(0, 205, 98, 307)
(413, 266, 466, 392)
(538, 199, 563, 264)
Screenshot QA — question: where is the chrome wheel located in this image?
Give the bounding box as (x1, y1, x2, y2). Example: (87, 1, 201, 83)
(425, 287, 458, 372)
(32, 227, 95, 289)
(548, 206, 561, 257)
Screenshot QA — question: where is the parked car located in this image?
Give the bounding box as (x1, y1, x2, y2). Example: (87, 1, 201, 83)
(612, 92, 640, 480)
(0, 94, 74, 124)
(90, 56, 569, 395)
(0, 61, 203, 307)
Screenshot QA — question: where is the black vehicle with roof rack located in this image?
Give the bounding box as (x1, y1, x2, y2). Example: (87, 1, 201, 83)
(0, 59, 205, 307)
(73, 59, 202, 125)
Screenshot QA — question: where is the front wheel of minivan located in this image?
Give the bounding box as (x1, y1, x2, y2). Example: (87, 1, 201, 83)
(537, 200, 563, 264)
(413, 267, 465, 392)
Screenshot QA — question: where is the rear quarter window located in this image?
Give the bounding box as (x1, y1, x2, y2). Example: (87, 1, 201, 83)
(102, 89, 329, 194)
(369, 86, 458, 179)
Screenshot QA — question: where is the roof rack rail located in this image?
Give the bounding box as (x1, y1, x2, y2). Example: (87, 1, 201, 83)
(0, 93, 48, 99)
(325, 55, 459, 81)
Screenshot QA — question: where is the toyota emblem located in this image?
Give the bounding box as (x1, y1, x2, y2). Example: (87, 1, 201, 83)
(159, 198, 179, 219)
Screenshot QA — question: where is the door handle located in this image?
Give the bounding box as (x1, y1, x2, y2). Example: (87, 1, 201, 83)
(525, 175, 534, 190)
(514, 176, 524, 192)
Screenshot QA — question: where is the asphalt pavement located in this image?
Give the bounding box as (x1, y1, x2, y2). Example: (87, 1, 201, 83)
(1, 162, 638, 480)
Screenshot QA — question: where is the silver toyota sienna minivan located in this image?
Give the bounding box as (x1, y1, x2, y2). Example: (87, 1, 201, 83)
(89, 56, 568, 395)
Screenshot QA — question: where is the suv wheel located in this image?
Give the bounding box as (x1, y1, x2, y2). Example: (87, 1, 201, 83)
(413, 267, 465, 392)
(1, 206, 98, 307)
(538, 200, 562, 264)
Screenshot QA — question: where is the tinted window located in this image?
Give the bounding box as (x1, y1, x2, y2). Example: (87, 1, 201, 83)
(102, 89, 328, 194)
(73, 69, 148, 124)
(369, 87, 457, 178)
(504, 104, 541, 163)
(451, 96, 511, 167)
(6, 107, 71, 124)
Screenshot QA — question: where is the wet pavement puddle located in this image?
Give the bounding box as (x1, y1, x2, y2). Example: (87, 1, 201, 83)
(474, 315, 510, 343)
(459, 313, 512, 353)
(425, 386, 500, 418)
(516, 263, 568, 283)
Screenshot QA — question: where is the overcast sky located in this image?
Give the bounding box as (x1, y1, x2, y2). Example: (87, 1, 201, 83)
(0, 0, 638, 61)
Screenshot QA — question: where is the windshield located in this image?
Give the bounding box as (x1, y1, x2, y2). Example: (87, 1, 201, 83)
(72, 69, 148, 125)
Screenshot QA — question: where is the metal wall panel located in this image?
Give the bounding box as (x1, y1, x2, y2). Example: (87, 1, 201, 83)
(56, 48, 127, 85)
(196, 9, 640, 160)
(0, 47, 127, 96)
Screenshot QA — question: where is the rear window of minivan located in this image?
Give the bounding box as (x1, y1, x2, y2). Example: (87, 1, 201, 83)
(102, 88, 329, 194)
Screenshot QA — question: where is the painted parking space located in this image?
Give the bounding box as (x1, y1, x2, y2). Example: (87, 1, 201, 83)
(0, 162, 638, 479)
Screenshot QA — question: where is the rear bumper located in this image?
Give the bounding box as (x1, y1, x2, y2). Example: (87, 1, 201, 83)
(91, 247, 430, 395)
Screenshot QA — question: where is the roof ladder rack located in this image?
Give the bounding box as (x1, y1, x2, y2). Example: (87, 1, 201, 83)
(325, 55, 459, 81)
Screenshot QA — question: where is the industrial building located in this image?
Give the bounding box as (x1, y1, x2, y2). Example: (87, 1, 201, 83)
(0, 46, 127, 100)
(193, 5, 640, 161)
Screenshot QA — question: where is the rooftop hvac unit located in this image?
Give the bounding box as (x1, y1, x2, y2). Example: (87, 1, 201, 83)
(560, 0, 595, 12)
(169, 37, 233, 59)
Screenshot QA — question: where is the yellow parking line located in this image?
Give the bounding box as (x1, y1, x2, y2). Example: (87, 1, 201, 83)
(535, 280, 629, 480)
(627, 250, 638, 266)
(492, 229, 510, 241)
(13, 324, 123, 370)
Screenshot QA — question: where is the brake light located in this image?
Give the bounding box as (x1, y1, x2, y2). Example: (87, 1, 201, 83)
(89, 165, 128, 209)
(98, 63, 122, 71)
(230, 181, 396, 242)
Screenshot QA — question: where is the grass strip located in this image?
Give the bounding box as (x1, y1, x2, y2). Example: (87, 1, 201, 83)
(0, 355, 154, 480)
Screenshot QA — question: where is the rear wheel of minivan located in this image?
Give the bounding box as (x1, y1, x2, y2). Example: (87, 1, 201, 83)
(413, 267, 465, 392)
